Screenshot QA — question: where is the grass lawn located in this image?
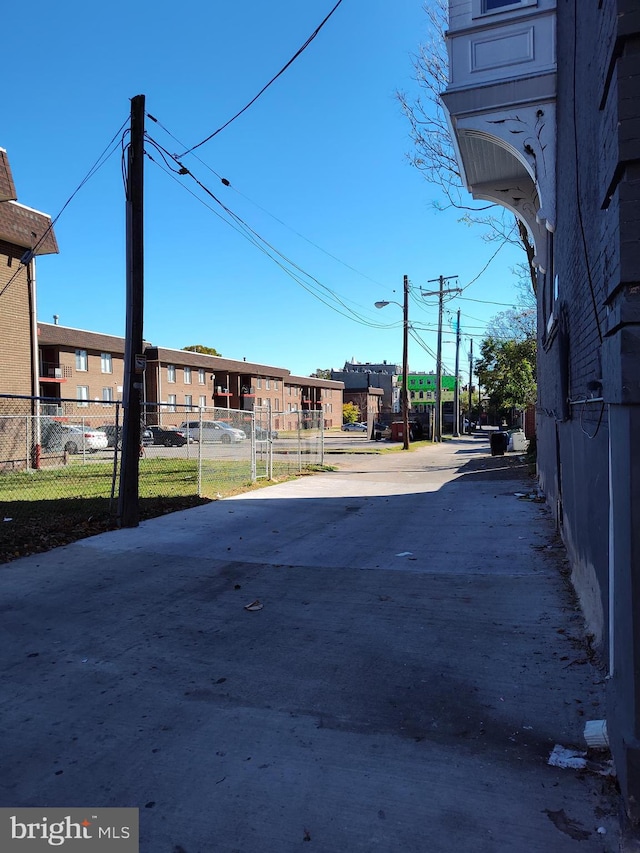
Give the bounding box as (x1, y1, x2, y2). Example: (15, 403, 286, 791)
(0, 457, 327, 564)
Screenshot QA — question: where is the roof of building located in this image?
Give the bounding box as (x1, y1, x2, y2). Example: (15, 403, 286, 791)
(0, 150, 58, 255)
(0, 201, 59, 255)
(0, 149, 17, 202)
(144, 346, 292, 379)
(37, 323, 131, 353)
(288, 374, 344, 389)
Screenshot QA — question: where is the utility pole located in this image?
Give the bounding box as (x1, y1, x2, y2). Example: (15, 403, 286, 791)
(453, 308, 461, 437)
(118, 94, 145, 527)
(468, 338, 474, 434)
(402, 274, 410, 451)
(423, 275, 461, 442)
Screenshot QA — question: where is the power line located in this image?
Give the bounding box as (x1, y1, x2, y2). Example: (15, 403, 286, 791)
(0, 118, 128, 299)
(145, 139, 400, 331)
(178, 0, 345, 156)
(147, 111, 389, 290)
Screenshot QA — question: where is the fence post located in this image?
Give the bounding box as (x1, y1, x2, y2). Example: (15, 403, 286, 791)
(197, 406, 203, 496)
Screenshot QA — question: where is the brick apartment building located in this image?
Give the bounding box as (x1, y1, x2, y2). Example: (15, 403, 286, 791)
(144, 346, 343, 430)
(0, 149, 58, 404)
(37, 321, 130, 411)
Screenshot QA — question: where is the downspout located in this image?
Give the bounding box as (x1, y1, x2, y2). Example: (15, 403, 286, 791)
(28, 257, 41, 468)
(608, 411, 614, 678)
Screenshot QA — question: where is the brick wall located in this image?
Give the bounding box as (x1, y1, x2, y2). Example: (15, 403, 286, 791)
(0, 240, 33, 397)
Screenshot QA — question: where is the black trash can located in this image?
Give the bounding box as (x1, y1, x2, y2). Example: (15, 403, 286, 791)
(490, 431, 509, 456)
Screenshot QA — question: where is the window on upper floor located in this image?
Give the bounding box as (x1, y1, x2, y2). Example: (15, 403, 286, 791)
(75, 349, 88, 372)
(101, 352, 112, 374)
(475, 0, 536, 15)
(198, 368, 206, 385)
(184, 366, 192, 384)
(167, 364, 176, 383)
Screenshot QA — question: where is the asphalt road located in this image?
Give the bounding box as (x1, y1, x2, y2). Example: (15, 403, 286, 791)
(0, 436, 619, 852)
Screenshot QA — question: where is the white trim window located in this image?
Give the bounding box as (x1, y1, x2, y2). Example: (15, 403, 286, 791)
(167, 364, 176, 383)
(101, 352, 113, 374)
(185, 394, 193, 410)
(199, 395, 207, 408)
(167, 394, 177, 413)
(475, 0, 536, 15)
(102, 387, 114, 405)
(184, 366, 192, 384)
(198, 368, 206, 385)
(75, 349, 88, 372)
(77, 385, 89, 407)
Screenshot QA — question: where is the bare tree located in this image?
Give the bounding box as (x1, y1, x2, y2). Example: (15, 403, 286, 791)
(397, 0, 537, 292)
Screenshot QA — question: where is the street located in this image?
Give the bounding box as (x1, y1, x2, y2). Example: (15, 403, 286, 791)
(0, 435, 619, 852)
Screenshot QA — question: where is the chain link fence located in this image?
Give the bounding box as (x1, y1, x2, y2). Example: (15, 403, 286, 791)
(0, 395, 325, 551)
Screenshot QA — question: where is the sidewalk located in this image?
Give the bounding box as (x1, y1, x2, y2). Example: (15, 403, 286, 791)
(0, 435, 621, 851)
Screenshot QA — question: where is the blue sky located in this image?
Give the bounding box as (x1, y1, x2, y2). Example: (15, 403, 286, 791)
(3, 0, 526, 378)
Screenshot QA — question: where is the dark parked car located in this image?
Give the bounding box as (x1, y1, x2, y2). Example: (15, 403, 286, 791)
(149, 426, 188, 447)
(98, 424, 153, 449)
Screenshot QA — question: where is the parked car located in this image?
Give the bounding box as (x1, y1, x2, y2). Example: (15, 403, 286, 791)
(255, 426, 279, 441)
(373, 422, 391, 440)
(58, 424, 109, 454)
(179, 420, 247, 444)
(149, 426, 188, 447)
(342, 422, 367, 432)
(98, 424, 153, 449)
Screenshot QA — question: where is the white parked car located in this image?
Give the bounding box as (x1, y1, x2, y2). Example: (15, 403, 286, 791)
(179, 420, 247, 444)
(59, 424, 109, 453)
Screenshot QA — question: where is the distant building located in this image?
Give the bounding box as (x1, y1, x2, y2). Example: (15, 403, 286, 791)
(331, 360, 401, 414)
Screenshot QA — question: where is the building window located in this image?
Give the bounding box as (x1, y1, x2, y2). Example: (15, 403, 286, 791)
(102, 387, 114, 405)
(167, 394, 176, 413)
(167, 364, 176, 383)
(274, 380, 279, 391)
(256, 378, 262, 389)
(265, 378, 270, 390)
(198, 368, 206, 385)
(199, 395, 207, 409)
(100, 352, 112, 374)
(75, 349, 88, 372)
(185, 394, 193, 410)
(184, 366, 192, 384)
(256, 397, 262, 406)
(476, 0, 536, 14)
(77, 385, 89, 407)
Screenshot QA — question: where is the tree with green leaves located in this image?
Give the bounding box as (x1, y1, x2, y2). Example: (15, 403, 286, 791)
(342, 402, 360, 425)
(476, 325, 536, 423)
(311, 369, 331, 379)
(183, 344, 221, 356)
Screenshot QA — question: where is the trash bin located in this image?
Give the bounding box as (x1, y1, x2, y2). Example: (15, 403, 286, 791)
(390, 422, 405, 442)
(490, 431, 508, 456)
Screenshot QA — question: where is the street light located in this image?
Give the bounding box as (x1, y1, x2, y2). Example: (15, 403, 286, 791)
(375, 275, 410, 450)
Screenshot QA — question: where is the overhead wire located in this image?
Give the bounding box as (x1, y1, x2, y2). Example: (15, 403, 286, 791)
(147, 111, 390, 290)
(144, 137, 400, 331)
(178, 0, 345, 156)
(0, 118, 128, 299)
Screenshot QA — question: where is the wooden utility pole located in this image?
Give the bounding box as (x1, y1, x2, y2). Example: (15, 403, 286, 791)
(402, 274, 410, 450)
(468, 338, 474, 434)
(453, 308, 461, 437)
(118, 94, 145, 527)
(424, 275, 460, 442)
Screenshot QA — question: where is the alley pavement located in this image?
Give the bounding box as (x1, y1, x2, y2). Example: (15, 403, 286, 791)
(0, 434, 622, 852)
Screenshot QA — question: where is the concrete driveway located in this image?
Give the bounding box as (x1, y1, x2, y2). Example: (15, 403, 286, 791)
(0, 436, 619, 851)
